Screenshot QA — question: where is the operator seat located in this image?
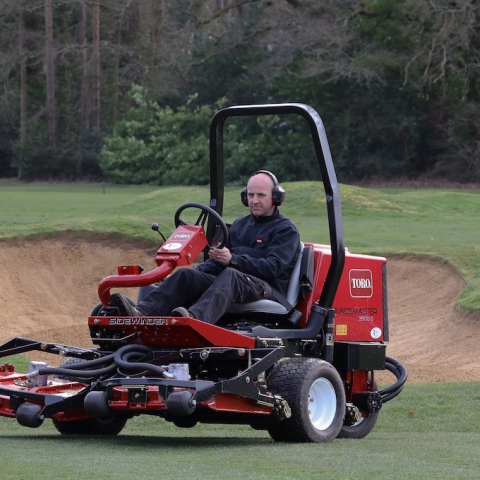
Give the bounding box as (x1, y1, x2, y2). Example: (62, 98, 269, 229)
(227, 242, 313, 324)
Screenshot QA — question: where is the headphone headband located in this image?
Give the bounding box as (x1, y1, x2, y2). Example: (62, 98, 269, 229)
(254, 170, 279, 187)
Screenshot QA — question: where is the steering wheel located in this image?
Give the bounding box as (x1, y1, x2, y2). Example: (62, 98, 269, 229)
(174, 202, 228, 249)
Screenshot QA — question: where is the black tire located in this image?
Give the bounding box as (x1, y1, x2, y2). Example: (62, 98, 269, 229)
(90, 296, 136, 316)
(250, 421, 268, 431)
(172, 418, 198, 429)
(337, 382, 379, 439)
(337, 411, 379, 439)
(53, 416, 127, 436)
(266, 358, 346, 443)
(90, 303, 105, 316)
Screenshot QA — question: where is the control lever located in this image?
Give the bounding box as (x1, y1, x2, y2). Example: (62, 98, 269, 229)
(151, 223, 167, 242)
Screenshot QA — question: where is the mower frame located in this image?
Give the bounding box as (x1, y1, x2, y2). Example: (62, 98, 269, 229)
(0, 104, 407, 442)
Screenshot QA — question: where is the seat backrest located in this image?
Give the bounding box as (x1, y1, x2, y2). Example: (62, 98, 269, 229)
(284, 241, 304, 306)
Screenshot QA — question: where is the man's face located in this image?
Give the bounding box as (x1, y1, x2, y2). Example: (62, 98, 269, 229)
(246, 173, 275, 217)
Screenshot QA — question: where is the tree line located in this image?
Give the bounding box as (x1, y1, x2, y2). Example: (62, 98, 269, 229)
(1, 0, 479, 185)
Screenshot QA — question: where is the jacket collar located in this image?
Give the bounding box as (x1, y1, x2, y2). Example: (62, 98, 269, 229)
(249, 207, 280, 224)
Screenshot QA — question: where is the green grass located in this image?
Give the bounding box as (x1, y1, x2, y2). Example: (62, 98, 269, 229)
(1, 181, 479, 479)
(0, 382, 478, 479)
(2, 180, 478, 312)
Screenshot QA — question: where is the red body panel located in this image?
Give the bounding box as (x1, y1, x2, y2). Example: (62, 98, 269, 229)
(297, 244, 386, 342)
(203, 393, 272, 415)
(0, 371, 88, 419)
(105, 388, 271, 415)
(97, 225, 208, 306)
(89, 316, 256, 349)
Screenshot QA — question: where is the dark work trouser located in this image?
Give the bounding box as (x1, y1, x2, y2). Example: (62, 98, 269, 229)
(137, 267, 274, 324)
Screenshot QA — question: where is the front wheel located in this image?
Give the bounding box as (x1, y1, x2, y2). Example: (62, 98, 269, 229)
(266, 358, 346, 443)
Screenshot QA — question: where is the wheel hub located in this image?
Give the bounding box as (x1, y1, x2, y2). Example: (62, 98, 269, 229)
(308, 377, 336, 430)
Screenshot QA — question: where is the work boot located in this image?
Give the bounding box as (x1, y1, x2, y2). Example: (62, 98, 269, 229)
(171, 306, 194, 318)
(109, 293, 143, 316)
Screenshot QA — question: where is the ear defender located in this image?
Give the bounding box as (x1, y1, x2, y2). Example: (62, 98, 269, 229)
(240, 170, 286, 207)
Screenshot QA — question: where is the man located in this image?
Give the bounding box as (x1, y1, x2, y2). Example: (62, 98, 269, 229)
(109, 170, 301, 324)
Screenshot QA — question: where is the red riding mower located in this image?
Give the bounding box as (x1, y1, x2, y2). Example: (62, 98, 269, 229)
(0, 104, 406, 442)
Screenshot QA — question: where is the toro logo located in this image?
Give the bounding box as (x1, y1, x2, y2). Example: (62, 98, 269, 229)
(349, 269, 373, 298)
(173, 233, 192, 240)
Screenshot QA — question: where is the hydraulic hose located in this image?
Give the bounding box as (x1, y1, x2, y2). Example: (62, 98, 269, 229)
(378, 356, 408, 403)
(31, 345, 165, 381)
(113, 344, 166, 376)
(37, 363, 117, 378)
(35, 351, 117, 379)
(56, 353, 116, 369)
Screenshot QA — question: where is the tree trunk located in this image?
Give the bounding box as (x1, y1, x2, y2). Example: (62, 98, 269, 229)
(18, 0, 27, 180)
(91, 1, 100, 131)
(150, 0, 165, 48)
(76, 0, 87, 174)
(45, 0, 55, 151)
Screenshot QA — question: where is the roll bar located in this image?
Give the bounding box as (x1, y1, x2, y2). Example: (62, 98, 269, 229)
(207, 103, 345, 309)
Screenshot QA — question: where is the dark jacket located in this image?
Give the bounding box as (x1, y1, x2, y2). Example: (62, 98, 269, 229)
(196, 209, 301, 296)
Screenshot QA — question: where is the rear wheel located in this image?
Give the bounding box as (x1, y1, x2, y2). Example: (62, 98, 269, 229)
(337, 411, 379, 439)
(338, 382, 379, 439)
(266, 358, 345, 443)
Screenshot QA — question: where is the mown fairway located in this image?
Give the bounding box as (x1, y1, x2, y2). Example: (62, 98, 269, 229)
(1, 181, 479, 479)
(0, 382, 478, 480)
